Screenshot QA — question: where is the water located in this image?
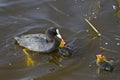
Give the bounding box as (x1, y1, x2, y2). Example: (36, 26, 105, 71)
(0, 0, 120, 80)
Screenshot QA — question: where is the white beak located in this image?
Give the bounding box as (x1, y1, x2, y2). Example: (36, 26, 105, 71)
(56, 29, 62, 39)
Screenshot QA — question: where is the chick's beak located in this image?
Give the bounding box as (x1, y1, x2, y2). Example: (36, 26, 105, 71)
(59, 39, 66, 48)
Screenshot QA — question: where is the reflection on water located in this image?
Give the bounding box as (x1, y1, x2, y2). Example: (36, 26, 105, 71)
(22, 49, 35, 67)
(0, 0, 120, 80)
(22, 48, 64, 67)
(49, 52, 64, 67)
(26, 56, 35, 67)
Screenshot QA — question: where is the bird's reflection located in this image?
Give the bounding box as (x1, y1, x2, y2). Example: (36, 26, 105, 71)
(22, 48, 35, 67)
(49, 52, 63, 67)
(26, 56, 35, 67)
(22, 48, 63, 67)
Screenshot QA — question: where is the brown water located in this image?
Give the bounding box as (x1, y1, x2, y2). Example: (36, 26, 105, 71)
(0, 0, 120, 80)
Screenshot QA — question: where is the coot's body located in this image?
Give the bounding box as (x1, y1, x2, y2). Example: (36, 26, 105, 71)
(15, 27, 63, 53)
(15, 34, 60, 53)
(97, 61, 113, 71)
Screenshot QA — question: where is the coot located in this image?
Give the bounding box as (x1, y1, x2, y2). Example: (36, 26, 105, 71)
(96, 54, 113, 71)
(14, 27, 66, 53)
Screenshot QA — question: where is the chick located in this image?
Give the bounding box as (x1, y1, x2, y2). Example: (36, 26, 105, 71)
(96, 54, 113, 71)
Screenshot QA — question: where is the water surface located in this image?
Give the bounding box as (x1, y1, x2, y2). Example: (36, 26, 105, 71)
(0, 0, 120, 80)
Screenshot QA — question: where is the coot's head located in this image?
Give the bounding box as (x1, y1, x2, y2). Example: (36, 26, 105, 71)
(46, 27, 66, 47)
(46, 27, 62, 39)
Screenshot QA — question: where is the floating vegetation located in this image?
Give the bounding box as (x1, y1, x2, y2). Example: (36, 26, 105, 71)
(100, 46, 119, 53)
(114, 35, 120, 41)
(114, 35, 120, 45)
(85, 19, 101, 39)
(115, 38, 120, 40)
